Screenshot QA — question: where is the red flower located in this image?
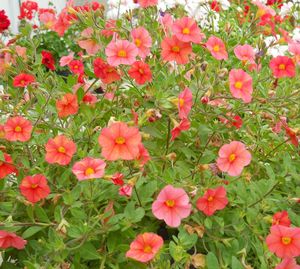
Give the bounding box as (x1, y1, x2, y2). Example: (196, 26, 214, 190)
(111, 172, 124, 186)
(211, 0, 221, 11)
(20, 174, 51, 203)
(19, 1, 38, 20)
(41, 50, 56, 71)
(0, 153, 17, 179)
(171, 118, 191, 141)
(0, 230, 27, 250)
(69, 60, 84, 75)
(4, 116, 33, 142)
(93, 58, 120, 84)
(13, 73, 35, 88)
(269, 56, 296, 78)
(196, 186, 228, 216)
(128, 61, 152, 85)
(56, 93, 79, 118)
(0, 10, 10, 32)
(272, 211, 291, 227)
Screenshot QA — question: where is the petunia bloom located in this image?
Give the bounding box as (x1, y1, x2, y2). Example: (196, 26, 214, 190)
(269, 56, 296, 78)
(196, 186, 228, 216)
(266, 225, 300, 258)
(178, 87, 193, 119)
(126, 232, 163, 263)
(69, 60, 84, 75)
(119, 184, 133, 197)
(171, 118, 191, 141)
(0, 231, 27, 250)
(56, 93, 79, 118)
(128, 61, 152, 85)
(229, 69, 253, 103)
(234, 44, 255, 62)
(41, 50, 56, 70)
(206, 36, 228, 60)
(216, 141, 252, 176)
(105, 40, 138, 67)
(131, 27, 152, 59)
(20, 174, 51, 203)
(0, 153, 17, 179)
(4, 116, 32, 142)
(45, 135, 77, 165)
(288, 42, 300, 64)
(172, 16, 204, 44)
(161, 35, 192, 65)
(72, 157, 106, 181)
(13, 73, 35, 87)
(98, 122, 142, 161)
(152, 185, 192, 227)
(136, 143, 151, 166)
(272, 211, 291, 227)
(138, 0, 158, 8)
(276, 258, 300, 269)
(93, 57, 121, 84)
(59, 52, 74, 67)
(0, 10, 10, 32)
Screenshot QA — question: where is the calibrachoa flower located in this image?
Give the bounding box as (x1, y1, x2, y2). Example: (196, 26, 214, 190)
(93, 57, 121, 84)
(0, 153, 17, 179)
(216, 141, 252, 176)
(131, 27, 152, 59)
(172, 16, 204, 44)
(105, 40, 138, 67)
(269, 56, 296, 78)
(41, 50, 56, 70)
(98, 122, 142, 161)
(72, 157, 106, 180)
(126, 233, 163, 263)
(272, 211, 291, 227)
(161, 35, 192, 64)
(20, 174, 51, 203)
(152, 185, 192, 227)
(0, 231, 27, 250)
(229, 69, 253, 103)
(206, 36, 228, 60)
(196, 186, 228, 216)
(119, 184, 133, 197)
(136, 143, 151, 166)
(276, 258, 300, 269)
(178, 87, 193, 119)
(45, 135, 76, 165)
(266, 225, 300, 258)
(19, 0, 38, 20)
(128, 61, 152, 85)
(0, 10, 10, 32)
(288, 42, 300, 64)
(234, 44, 255, 62)
(56, 93, 79, 118)
(171, 118, 191, 141)
(4, 116, 33, 142)
(138, 0, 158, 8)
(111, 172, 124, 186)
(59, 52, 74, 67)
(13, 73, 35, 87)
(69, 60, 84, 75)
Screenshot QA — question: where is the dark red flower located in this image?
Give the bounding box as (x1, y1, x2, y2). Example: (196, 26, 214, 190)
(19, 1, 38, 20)
(0, 10, 10, 32)
(211, 0, 220, 12)
(41, 50, 56, 71)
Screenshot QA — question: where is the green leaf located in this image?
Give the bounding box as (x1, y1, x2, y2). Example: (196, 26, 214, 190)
(22, 226, 44, 239)
(206, 252, 219, 269)
(34, 205, 50, 223)
(80, 242, 100, 260)
(0, 151, 4, 161)
(231, 256, 244, 269)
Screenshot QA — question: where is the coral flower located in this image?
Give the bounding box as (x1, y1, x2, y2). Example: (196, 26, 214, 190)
(78, 39, 100, 55)
(216, 141, 251, 176)
(59, 52, 74, 67)
(152, 185, 192, 227)
(45, 135, 77, 166)
(98, 122, 141, 161)
(177, 87, 193, 119)
(0, 231, 27, 250)
(128, 61, 152, 85)
(138, 0, 158, 8)
(56, 93, 79, 118)
(72, 157, 106, 181)
(4, 116, 32, 142)
(196, 186, 228, 216)
(131, 27, 152, 59)
(41, 50, 56, 70)
(229, 69, 253, 103)
(20, 174, 51, 203)
(269, 56, 296, 78)
(161, 35, 192, 64)
(126, 232, 163, 263)
(266, 225, 300, 258)
(119, 184, 133, 197)
(13, 73, 35, 87)
(136, 143, 151, 166)
(0, 153, 17, 179)
(69, 60, 84, 75)
(93, 58, 121, 84)
(234, 44, 255, 62)
(289, 42, 300, 64)
(276, 258, 300, 269)
(105, 40, 138, 67)
(272, 211, 291, 227)
(172, 16, 204, 44)
(206, 36, 228, 60)
(171, 118, 191, 141)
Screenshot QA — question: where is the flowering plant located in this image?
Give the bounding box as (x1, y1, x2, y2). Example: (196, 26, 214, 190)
(0, 0, 300, 268)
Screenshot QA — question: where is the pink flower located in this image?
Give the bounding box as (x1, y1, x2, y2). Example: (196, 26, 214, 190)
(178, 87, 193, 119)
(72, 157, 106, 181)
(171, 118, 191, 141)
(78, 39, 100, 55)
(131, 27, 152, 59)
(126, 232, 163, 263)
(234, 44, 255, 62)
(196, 186, 228, 216)
(138, 0, 158, 8)
(288, 42, 300, 64)
(60, 52, 74, 67)
(272, 211, 291, 227)
(136, 143, 151, 166)
(152, 185, 192, 227)
(206, 36, 228, 60)
(276, 259, 300, 269)
(0, 231, 27, 250)
(216, 141, 252, 176)
(172, 16, 204, 44)
(98, 122, 142, 161)
(229, 69, 253, 103)
(4, 116, 32, 142)
(269, 56, 296, 78)
(119, 184, 133, 197)
(266, 225, 300, 258)
(111, 172, 124, 186)
(105, 40, 138, 67)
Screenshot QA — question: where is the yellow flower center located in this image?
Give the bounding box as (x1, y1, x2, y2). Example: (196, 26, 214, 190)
(73, 65, 78, 69)
(279, 64, 286, 70)
(229, 153, 236, 162)
(172, 46, 180, 52)
(115, 136, 125, 145)
(135, 38, 141, 47)
(213, 45, 220, 52)
(165, 199, 175, 208)
(182, 27, 190, 34)
(31, 184, 38, 189)
(118, 50, 127, 57)
(281, 237, 292, 245)
(143, 245, 152, 253)
(234, 81, 243, 89)
(14, 126, 22, 132)
(207, 196, 214, 202)
(85, 167, 95, 176)
(179, 98, 185, 107)
(58, 146, 66, 153)
(138, 68, 144, 74)
(21, 80, 25, 85)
